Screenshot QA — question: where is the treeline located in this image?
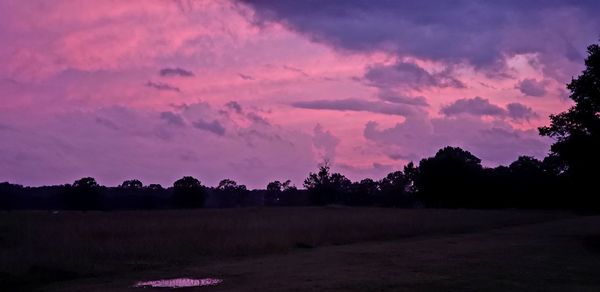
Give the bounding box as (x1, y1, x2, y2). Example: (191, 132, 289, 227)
(0, 147, 580, 210)
(1, 42, 599, 211)
(0, 177, 309, 210)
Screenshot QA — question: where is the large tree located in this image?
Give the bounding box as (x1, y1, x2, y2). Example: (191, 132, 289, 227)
(415, 146, 483, 208)
(539, 43, 600, 202)
(304, 162, 351, 205)
(172, 176, 206, 208)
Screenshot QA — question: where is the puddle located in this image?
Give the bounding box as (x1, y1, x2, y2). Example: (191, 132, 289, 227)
(134, 278, 223, 288)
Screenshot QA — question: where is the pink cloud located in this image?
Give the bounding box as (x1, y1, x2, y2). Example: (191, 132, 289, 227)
(0, 1, 590, 186)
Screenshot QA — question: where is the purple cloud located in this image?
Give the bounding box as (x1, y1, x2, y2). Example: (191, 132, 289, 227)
(240, 1, 600, 80)
(441, 97, 538, 121)
(516, 78, 547, 97)
(159, 67, 194, 77)
(313, 124, 340, 161)
(160, 111, 185, 127)
(364, 61, 465, 90)
(145, 81, 180, 92)
(441, 97, 506, 117)
(364, 114, 550, 166)
(292, 98, 420, 117)
(192, 119, 226, 136)
(377, 92, 429, 107)
(506, 103, 538, 121)
(225, 101, 243, 114)
(238, 73, 255, 80)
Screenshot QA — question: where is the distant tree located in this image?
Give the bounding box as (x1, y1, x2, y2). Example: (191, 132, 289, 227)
(67, 177, 101, 210)
(304, 162, 351, 205)
(73, 177, 99, 189)
(402, 162, 419, 194)
(415, 147, 483, 208)
(265, 180, 295, 206)
(146, 184, 163, 190)
(172, 176, 206, 208)
(348, 178, 379, 206)
(379, 171, 412, 207)
(539, 42, 600, 207)
(216, 179, 249, 207)
(121, 179, 143, 189)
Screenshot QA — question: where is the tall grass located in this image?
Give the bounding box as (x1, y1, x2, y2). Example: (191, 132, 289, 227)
(0, 208, 567, 288)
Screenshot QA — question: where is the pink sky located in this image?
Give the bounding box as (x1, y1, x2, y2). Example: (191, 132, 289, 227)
(1, 0, 598, 188)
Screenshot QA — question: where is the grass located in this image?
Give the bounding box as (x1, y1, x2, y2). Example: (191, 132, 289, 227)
(0, 207, 571, 290)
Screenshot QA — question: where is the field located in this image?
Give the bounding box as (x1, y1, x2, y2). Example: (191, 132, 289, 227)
(1, 208, 599, 291)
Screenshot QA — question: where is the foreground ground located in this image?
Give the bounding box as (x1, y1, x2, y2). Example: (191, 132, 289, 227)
(1, 208, 599, 291)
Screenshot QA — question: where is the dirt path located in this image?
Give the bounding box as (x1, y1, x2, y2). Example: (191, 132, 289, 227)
(45, 216, 600, 291)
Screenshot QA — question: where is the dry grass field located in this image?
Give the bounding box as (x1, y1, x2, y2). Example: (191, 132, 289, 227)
(2, 208, 598, 291)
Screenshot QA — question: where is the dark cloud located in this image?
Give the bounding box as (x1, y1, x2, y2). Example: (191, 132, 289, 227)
(159, 67, 194, 77)
(364, 61, 465, 90)
(145, 81, 181, 92)
(516, 78, 547, 97)
(225, 101, 243, 114)
(282, 65, 309, 77)
(292, 98, 419, 117)
(441, 97, 506, 117)
(364, 114, 549, 166)
(94, 117, 119, 130)
(441, 97, 538, 121)
(246, 112, 270, 125)
(506, 102, 538, 121)
(192, 119, 226, 136)
(238, 73, 255, 80)
(240, 1, 600, 79)
(377, 92, 429, 107)
(160, 111, 185, 126)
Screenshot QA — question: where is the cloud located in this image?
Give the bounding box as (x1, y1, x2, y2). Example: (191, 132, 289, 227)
(313, 124, 340, 161)
(0, 104, 318, 188)
(282, 65, 309, 77)
(377, 92, 429, 107)
(145, 81, 181, 92)
(506, 102, 538, 121)
(160, 111, 185, 126)
(240, 0, 600, 80)
(364, 61, 465, 90)
(441, 97, 506, 117)
(292, 98, 419, 117)
(364, 114, 550, 166)
(192, 118, 226, 136)
(238, 73, 255, 80)
(225, 101, 243, 114)
(440, 97, 538, 122)
(246, 112, 270, 125)
(516, 78, 547, 97)
(159, 67, 195, 77)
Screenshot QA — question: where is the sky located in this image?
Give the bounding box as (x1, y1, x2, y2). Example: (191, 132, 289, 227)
(1, 0, 599, 188)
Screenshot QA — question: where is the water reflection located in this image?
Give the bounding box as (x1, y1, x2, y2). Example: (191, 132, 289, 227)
(134, 278, 223, 288)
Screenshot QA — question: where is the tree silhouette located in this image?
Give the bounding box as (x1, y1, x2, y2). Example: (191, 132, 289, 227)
(146, 184, 163, 190)
(304, 162, 351, 205)
(265, 180, 295, 206)
(415, 147, 483, 208)
(539, 42, 600, 206)
(73, 177, 99, 189)
(216, 179, 249, 207)
(121, 179, 143, 189)
(172, 176, 205, 208)
(68, 177, 100, 210)
(348, 178, 378, 206)
(379, 171, 412, 207)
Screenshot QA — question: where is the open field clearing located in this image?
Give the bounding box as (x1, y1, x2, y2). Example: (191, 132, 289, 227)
(1, 208, 597, 291)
